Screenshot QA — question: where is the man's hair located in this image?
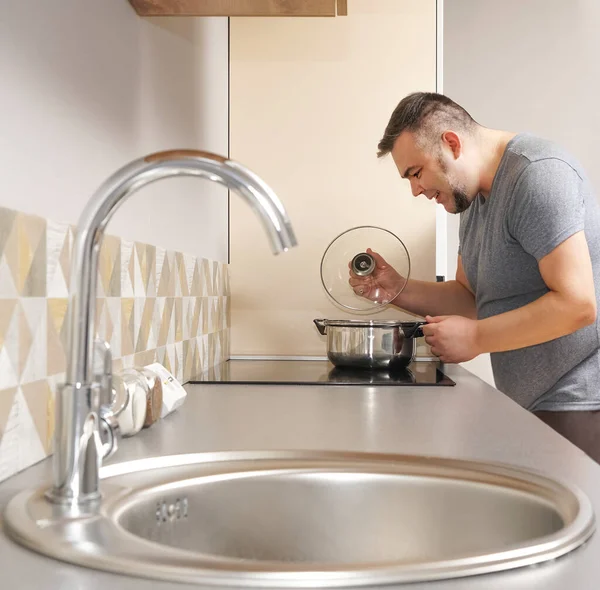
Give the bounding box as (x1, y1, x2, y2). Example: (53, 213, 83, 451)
(377, 92, 478, 158)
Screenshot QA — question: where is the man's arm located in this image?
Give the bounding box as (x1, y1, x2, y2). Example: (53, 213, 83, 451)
(476, 231, 596, 352)
(393, 255, 478, 319)
(424, 232, 597, 363)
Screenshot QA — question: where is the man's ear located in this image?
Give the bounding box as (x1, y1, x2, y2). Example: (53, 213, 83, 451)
(441, 131, 462, 159)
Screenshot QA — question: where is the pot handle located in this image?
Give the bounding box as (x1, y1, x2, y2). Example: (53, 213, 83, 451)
(405, 321, 426, 338)
(314, 319, 328, 335)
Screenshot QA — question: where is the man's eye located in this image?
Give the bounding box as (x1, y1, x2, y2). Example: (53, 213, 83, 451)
(415, 170, 422, 179)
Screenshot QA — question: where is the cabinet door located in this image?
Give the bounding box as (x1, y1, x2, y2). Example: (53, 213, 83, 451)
(129, 0, 347, 17)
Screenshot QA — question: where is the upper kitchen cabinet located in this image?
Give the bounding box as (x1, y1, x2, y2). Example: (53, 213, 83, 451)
(128, 0, 348, 17)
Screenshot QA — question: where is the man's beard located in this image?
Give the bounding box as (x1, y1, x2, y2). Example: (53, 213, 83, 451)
(452, 187, 471, 214)
(437, 155, 472, 214)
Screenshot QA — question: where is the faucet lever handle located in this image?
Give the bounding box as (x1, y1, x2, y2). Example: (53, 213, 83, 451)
(98, 412, 119, 459)
(93, 338, 119, 459)
(94, 338, 113, 410)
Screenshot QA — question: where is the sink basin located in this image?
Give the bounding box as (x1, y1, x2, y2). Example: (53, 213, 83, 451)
(4, 451, 595, 587)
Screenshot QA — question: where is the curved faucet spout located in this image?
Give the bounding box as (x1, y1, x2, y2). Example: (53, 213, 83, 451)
(50, 149, 297, 504)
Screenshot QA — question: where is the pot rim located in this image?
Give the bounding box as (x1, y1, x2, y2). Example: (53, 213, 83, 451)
(315, 319, 424, 329)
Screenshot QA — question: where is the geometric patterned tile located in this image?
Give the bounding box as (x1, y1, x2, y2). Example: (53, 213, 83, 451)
(154, 246, 166, 298)
(159, 343, 176, 379)
(173, 298, 182, 342)
(167, 298, 176, 345)
(166, 251, 177, 298)
(174, 252, 185, 297)
(210, 297, 219, 334)
(155, 346, 167, 373)
(224, 296, 231, 329)
(47, 298, 68, 377)
(133, 297, 143, 353)
(156, 249, 173, 297)
(134, 242, 156, 298)
(0, 204, 231, 482)
(190, 258, 202, 297)
(121, 298, 135, 357)
(207, 332, 216, 369)
(130, 242, 144, 298)
(223, 327, 230, 359)
(158, 298, 174, 347)
(153, 297, 165, 347)
(120, 239, 135, 298)
(98, 234, 121, 298)
(19, 298, 47, 384)
(18, 211, 46, 297)
(0, 386, 17, 440)
(145, 244, 157, 298)
(0, 299, 19, 390)
(201, 259, 213, 296)
(212, 260, 220, 295)
(214, 297, 223, 333)
(199, 298, 207, 335)
(0, 207, 19, 298)
(0, 387, 46, 480)
(135, 297, 156, 353)
(0, 254, 19, 298)
(21, 380, 52, 453)
(181, 297, 191, 342)
(183, 253, 195, 297)
(194, 299, 202, 339)
(204, 333, 211, 372)
(181, 339, 192, 383)
(174, 341, 183, 383)
(132, 348, 156, 370)
(46, 220, 72, 298)
(196, 335, 206, 374)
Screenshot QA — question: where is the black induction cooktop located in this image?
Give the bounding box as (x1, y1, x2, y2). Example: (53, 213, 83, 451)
(189, 359, 455, 386)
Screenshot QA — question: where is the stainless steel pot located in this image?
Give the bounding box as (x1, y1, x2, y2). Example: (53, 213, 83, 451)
(314, 319, 425, 370)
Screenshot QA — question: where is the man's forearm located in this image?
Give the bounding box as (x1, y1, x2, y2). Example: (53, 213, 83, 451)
(392, 279, 477, 319)
(476, 290, 596, 353)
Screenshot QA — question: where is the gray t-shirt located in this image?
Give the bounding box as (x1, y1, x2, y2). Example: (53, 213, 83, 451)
(459, 133, 600, 410)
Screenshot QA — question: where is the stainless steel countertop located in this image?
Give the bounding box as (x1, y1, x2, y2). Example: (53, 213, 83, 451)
(1, 364, 600, 589)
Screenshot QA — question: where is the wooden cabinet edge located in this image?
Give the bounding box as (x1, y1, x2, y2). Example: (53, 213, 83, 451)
(128, 0, 349, 17)
(336, 0, 347, 16)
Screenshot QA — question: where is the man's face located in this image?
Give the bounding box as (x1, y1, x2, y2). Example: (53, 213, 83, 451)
(390, 131, 471, 214)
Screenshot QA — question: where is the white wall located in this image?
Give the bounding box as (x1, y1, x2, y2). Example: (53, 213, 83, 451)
(443, 0, 600, 387)
(0, 0, 229, 260)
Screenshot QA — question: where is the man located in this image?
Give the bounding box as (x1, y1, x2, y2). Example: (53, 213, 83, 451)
(350, 92, 600, 461)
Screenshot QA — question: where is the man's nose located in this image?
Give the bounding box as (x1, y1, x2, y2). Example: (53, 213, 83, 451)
(409, 179, 423, 197)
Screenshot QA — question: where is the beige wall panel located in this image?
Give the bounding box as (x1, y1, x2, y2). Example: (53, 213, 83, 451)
(230, 0, 437, 355)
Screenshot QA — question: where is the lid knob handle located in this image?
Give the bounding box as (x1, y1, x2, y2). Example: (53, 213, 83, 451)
(351, 252, 376, 277)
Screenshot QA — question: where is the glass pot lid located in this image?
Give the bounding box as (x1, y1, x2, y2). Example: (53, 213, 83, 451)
(319, 225, 411, 313)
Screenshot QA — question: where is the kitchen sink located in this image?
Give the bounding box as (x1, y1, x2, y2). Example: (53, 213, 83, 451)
(4, 451, 595, 587)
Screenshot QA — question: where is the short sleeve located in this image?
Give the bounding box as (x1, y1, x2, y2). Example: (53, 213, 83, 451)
(508, 159, 585, 261)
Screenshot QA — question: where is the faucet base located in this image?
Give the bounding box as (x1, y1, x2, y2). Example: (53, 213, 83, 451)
(44, 487, 102, 506)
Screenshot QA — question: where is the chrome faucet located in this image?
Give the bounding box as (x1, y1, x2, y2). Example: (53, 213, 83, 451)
(46, 150, 297, 505)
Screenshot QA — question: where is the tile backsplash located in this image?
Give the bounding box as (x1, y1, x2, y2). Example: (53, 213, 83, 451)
(0, 205, 230, 482)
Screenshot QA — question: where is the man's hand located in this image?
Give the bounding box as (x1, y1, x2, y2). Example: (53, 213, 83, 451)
(422, 315, 482, 363)
(348, 248, 406, 304)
